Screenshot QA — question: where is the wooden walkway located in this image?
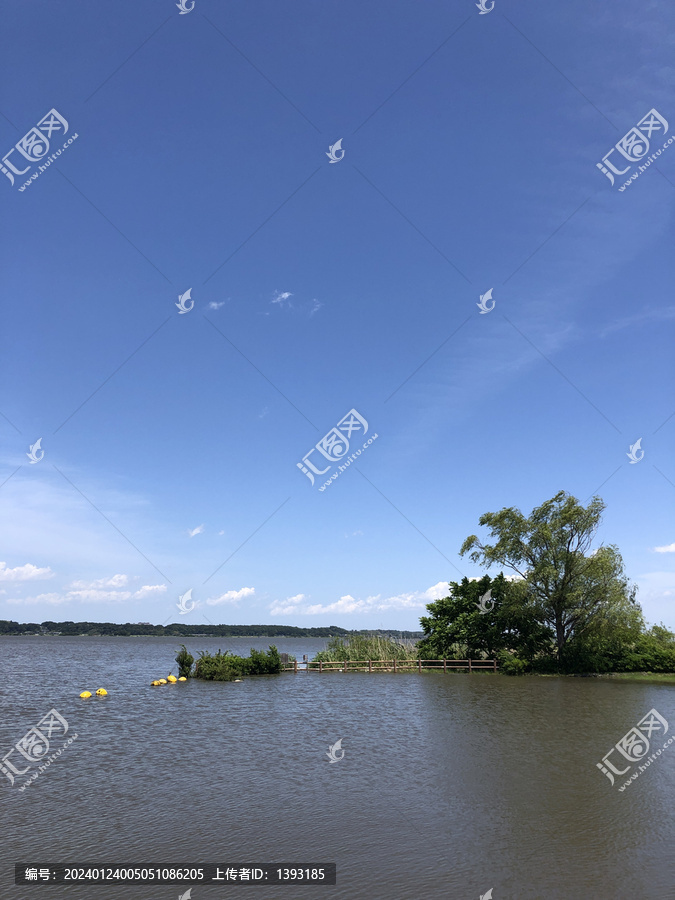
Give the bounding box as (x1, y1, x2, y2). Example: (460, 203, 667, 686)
(282, 659, 497, 673)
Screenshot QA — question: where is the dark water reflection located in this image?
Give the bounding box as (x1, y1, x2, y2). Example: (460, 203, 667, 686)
(1, 637, 674, 899)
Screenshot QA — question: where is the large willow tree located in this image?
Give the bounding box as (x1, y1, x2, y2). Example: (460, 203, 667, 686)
(459, 491, 638, 659)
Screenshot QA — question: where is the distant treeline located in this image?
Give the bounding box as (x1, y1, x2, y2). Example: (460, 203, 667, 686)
(0, 620, 423, 639)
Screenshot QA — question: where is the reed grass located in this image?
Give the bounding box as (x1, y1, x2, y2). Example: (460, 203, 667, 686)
(312, 634, 421, 664)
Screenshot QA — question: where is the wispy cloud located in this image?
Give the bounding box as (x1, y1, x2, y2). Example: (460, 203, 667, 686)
(208, 300, 226, 310)
(600, 307, 675, 338)
(206, 586, 255, 606)
(270, 290, 322, 317)
(271, 290, 293, 306)
(0, 562, 54, 582)
(5, 592, 64, 606)
(653, 543, 675, 554)
(188, 525, 205, 538)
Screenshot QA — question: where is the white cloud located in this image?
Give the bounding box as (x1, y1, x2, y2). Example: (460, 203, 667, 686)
(133, 584, 167, 599)
(188, 525, 205, 538)
(5, 581, 166, 605)
(270, 291, 322, 317)
(306, 595, 368, 615)
(0, 561, 54, 581)
(653, 543, 675, 553)
(271, 290, 292, 305)
(208, 301, 226, 310)
(5, 592, 68, 605)
(66, 589, 132, 602)
(269, 582, 448, 617)
(268, 593, 307, 615)
(68, 574, 129, 589)
(206, 587, 255, 606)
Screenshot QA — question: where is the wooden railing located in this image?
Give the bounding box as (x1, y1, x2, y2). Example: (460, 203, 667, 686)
(282, 658, 497, 673)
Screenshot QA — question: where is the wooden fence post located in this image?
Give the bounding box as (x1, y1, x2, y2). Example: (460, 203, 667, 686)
(319, 660, 323, 673)
(493, 658, 497, 672)
(443, 659, 446, 673)
(294, 659, 297, 674)
(369, 659, 372, 673)
(468, 658, 472, 672)
(418, 658, 422, 674)
(393, 658, 397, 673)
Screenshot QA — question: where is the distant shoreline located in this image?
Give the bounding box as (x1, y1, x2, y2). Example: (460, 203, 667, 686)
(0, 620, 423, 640)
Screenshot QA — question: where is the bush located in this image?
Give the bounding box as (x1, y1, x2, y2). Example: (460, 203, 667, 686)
(497, 651, 529, 675)
(248, 645, 282, 674)
(193, 645, 282, 681)
(175, 644, 194, 678)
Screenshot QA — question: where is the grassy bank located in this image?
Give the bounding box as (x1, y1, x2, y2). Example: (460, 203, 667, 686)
(595, 672, 675, 685)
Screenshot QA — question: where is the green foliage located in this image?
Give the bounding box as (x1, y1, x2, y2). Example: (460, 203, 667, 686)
(559, 623, 675, 674)
(496, 651, 529, 676)
(175, 644, 194, 678)
(459, 491, 638, 658)
(247, 645, 282, 674)
(418, 574, 552, 661)
(313, 634, 420, 663)
(193, 645, 282, 681)
(0, 620, 41, 634)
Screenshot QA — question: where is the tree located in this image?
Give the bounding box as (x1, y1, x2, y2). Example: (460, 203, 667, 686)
(418, 574, 552, 660)
(459, 491, 637, 659)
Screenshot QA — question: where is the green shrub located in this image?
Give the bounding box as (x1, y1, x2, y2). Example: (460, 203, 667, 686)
(248, 645, 282, 674)
(497, 651, 528, 675)
(175, 644, 194, 678)
(193, 645, 282, 681)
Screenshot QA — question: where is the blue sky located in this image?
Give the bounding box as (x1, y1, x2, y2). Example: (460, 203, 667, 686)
(1, 0, 673, 630)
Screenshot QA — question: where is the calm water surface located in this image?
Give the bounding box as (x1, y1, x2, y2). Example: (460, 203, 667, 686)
(1, 636, 674, 899)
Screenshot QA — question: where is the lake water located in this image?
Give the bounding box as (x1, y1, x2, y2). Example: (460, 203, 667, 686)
(1, 636, 674, 899)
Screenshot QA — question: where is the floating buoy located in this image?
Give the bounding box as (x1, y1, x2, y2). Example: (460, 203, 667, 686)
(150, 681, 161, 686)
(158, 679, 167, 684)
(96, 688, 107, 696)
(79, 691, 92, 699)
(167, 675, 177, 683)
(178, 676, 187, 682)
(233, 679, 243, 683)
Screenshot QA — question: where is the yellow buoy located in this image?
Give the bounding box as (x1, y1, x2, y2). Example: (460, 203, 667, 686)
(178, 676, 187, 681)
(158, 679, 167, 684)
(79, 691, 92, 699)
(96, 688, 107, 696)
(150, 681, 161, 686)
(167, 675, 177, 683)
